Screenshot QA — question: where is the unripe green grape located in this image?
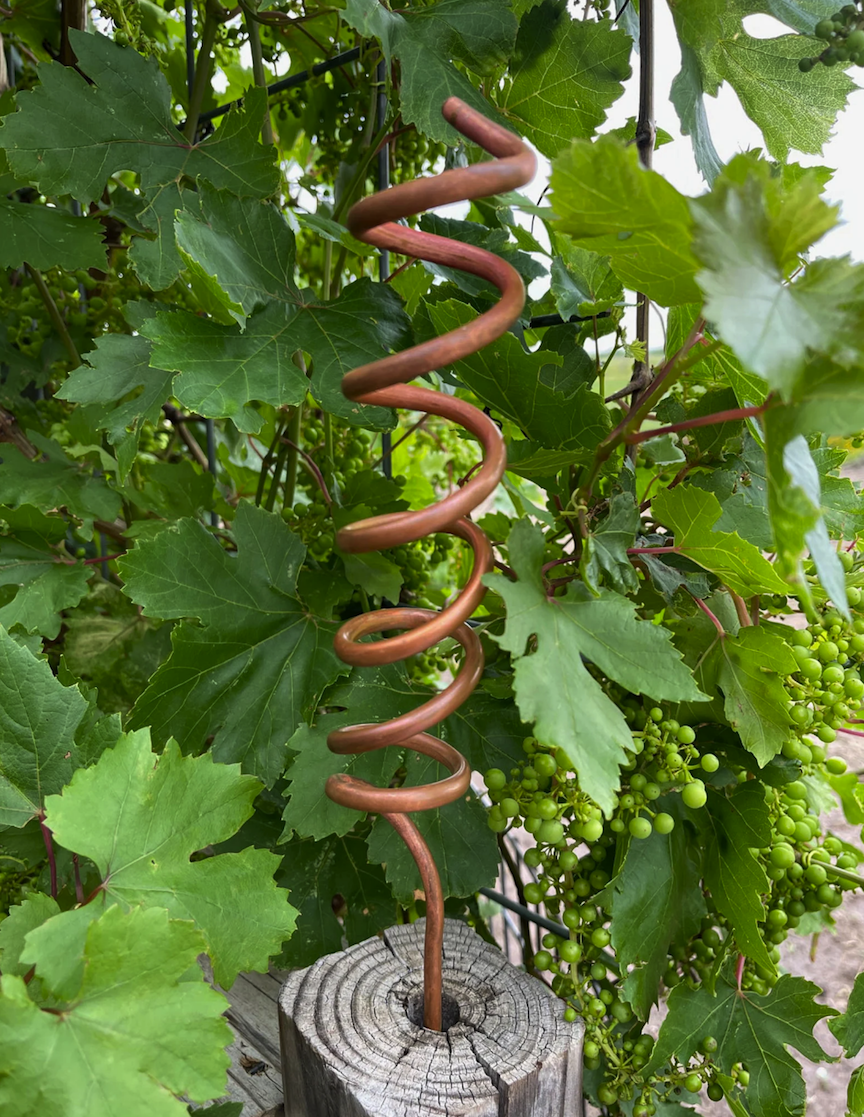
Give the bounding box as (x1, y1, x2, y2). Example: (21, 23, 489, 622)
(786, 780, 808, 801)
(559, 938, 581, 963)
(684, 1073, 702, 1093)
(584, 1040, 600, 1060)
(654, 812, 675, 834)
(707, 1082, 725, 1101)
(701, 753, 720, 773)
(500, 798, 520, 818)
(819, 641, 840, 662)
(537, 798, 558, 820)
(771, 843, 796, 869)
(629, 816, 653, 840)
(483, 767, 507, 791)
(563, 1006, 577, 1023)
(644, 782, 661, 800)
(799, 657, 822, 680)
(524, 816, 542, 834)
(562, 907, 580, 930)
(582, 818, 603, 843)
(538, 819, 564, 844)
(591, 926, 611, 948)
(533, 949, 552, 970)
(559, 849, 578, 872)
(524, 847, 543, 868)
(805, 862, 827, 885)
(826, 756, 848, 775)
(682, 780, 708, 809)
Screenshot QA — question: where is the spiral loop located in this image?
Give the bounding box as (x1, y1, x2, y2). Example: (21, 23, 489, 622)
(327, 98, 536, 1030)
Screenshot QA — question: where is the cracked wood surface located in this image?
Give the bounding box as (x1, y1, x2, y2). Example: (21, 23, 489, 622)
(278, 918, 583, 1117)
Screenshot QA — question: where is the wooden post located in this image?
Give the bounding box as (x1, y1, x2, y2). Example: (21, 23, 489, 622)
(278, 918, 583, 1117)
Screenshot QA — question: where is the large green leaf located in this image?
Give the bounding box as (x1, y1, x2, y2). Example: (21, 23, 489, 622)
(0, 905, 230, 1117)
(275, 832, 393, 969)
(830, 970, 864, 1056)
(0, 32, 277, 205)
(119, 502, 346, 784)
(0, 626, 89, 826)
(652, 485, 789, 596)
(702, 783, 774, 972)
(550, 136, 701, 306)
(609, 806, 706, 1020)
(343, 0, 516, 143)
(366, 751, 499, 902)
(56, 333, 175, 482)
(281, 665, 431, 841)
(500, 1, 631, 157)
(0, 199, 106, 270)
(670, 42, 724, 183)
(145, 189, 409, 429)
(0, 538, 88, 639)
(671, 0, 853, 162)
(45, 728, 297, 987)
(690, 159, 862, 393)
(0, 433, 122, 533)
(580, 490, 640, 594)
(648, 961, 836, 1117)
(711, 625, 795, 766)
(426, 299, 609, 454)
(485, 520, 706, 813)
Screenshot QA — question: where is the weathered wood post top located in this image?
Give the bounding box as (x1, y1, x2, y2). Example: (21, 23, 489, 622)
(278, 918, 583, 1117)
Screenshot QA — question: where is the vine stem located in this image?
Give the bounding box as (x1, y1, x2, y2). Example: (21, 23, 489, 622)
(730, 590, 753, 627)
(25, 264, 80, 367)
(243, 3, 275, 146)
(183, 4, 223, 143)
(39, 816, 58, 899)
(693, 594, 725, 637)
(627, 545, 679, 555)
(580, 328, 718, 497)
(624, 404, 767, 445)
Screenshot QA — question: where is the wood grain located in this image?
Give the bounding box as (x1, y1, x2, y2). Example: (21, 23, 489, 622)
(278, 918, 583, 1117)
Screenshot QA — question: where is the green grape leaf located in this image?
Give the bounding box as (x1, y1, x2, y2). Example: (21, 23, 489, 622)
(343, 0, 517, 143)
(281, 665, 432, 841)
(765, 423, 849, 615)
(849, 1065, 864, 1117)
(56, 334, 175, 483)
(711, 625, 795, 766)
(119, 502, 346, 784)
(647, 961, 836, 1117)
(0, 905, 231, 1117)
(340, 551, 403, 603)
(550, 135, 700, 307)
(0, 199, 106, 270)
(550, 238, 623, 319)
(366, 752, 498, 902)
(702, 783, 774, 971)
(275, 832, 393, 969)
(829, 970, 864, 1056)
(580, 490, 640, 594)
(653, 485, 789, 597)
(45, 728, 297, 987)
(0, 32, 278, 205)
(485, 519, 706, 813)
(0, 626, 89, 826)
(0, 893, 60, 976)
(142, 278, 407, 432)
(174, 186, 297, 323)
(442, 690, 527, 773)
(500, 0, 631, 157)
(671, 0, 853, 163)
(0, 433, 122, 533)
(670, 42, 723, 184)
(690, 161, 858, 393)
(426, 299, 610, 453)
(610, 804, 706, 1020)
(0, 534, 90, 638)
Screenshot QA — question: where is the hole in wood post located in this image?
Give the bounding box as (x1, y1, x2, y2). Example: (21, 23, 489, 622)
(406, 990, 461, 1031)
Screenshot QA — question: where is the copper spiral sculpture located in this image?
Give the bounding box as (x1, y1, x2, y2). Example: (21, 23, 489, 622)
(327, 98, 536, 1031)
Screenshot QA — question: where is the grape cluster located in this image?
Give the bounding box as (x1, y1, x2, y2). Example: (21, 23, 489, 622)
(800, 3, 864, 69)
(478, 570, 864, 1115)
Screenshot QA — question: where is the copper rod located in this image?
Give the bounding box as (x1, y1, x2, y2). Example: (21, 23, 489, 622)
(327, 98, 536, 1031)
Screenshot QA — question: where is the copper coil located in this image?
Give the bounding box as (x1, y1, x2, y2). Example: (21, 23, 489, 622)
(327, 97, 536, 1031)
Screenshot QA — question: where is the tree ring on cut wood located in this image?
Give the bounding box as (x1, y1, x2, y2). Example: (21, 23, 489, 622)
(278, 917, 583, 1117)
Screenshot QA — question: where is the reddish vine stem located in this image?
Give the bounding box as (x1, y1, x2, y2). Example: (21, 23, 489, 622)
(624, 404, 767, 445)
(627, 545, 679, 555)
(39, 816, 58, 899)
(693, 594, 725, 637)
(72, 854, 84, 904)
